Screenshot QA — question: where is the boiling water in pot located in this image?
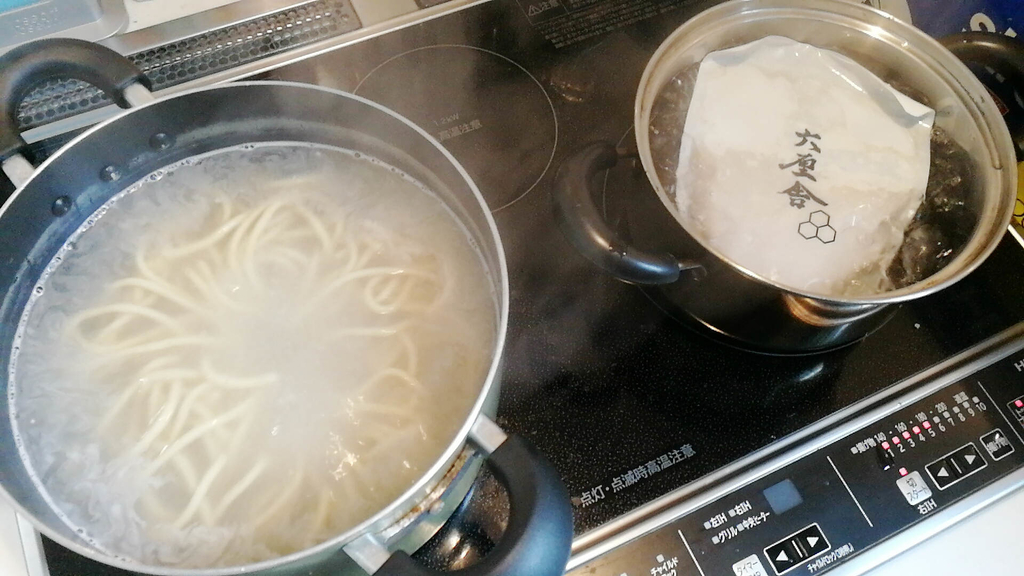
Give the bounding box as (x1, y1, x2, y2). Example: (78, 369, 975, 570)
(648, 60, 980, 297)
(8, 144, 498, 568)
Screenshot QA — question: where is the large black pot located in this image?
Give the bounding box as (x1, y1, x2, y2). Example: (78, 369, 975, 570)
(0, 38, 572, 576)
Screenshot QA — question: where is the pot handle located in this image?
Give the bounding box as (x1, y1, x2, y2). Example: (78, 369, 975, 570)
(940, 31, 1024, 159)
(0, 38, 153, 180)
(346, 416, 573, 576)
(553, 141, 700, 285)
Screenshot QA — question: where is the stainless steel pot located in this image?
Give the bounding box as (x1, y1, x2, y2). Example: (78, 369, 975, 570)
(0, 39, 572, 576)
(553, 0, 1024, 354)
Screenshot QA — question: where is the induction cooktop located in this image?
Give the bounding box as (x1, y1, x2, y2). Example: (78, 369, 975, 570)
(13, 1, 1024, 575)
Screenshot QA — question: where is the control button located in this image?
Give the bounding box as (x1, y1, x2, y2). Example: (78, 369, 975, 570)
(927, 442, 987, 490)
(926, 458, 959, 489)
(732, 554, 769, 576)
(764, 523, 830, 575)
(874, 443, 894, 471)
(951, 443, 986, 476)
(1008, 396, 1024, 423)
(981, 429, 1015, 461)
(896, 471, 932, 505)
(764, 541, 800, 574)
(793, 524, 829, 557)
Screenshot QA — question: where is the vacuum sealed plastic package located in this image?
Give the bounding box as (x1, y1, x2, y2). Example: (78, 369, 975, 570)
(674, 36, 936, 296)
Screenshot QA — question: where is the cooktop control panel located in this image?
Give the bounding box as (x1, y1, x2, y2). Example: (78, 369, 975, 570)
(569, 344, 1024, 576)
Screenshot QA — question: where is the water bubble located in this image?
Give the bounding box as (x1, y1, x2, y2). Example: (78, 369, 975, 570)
(99, 165, 121, 182)
(148, 133, 174, 150)
(51, 196, 72, 216)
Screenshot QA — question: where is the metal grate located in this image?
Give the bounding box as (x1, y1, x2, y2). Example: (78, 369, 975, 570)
(15, 0, 361, 131)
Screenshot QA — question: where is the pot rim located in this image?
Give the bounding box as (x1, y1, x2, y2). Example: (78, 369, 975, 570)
(633, 0, 1018, 306)
(0, 80, 511, 576)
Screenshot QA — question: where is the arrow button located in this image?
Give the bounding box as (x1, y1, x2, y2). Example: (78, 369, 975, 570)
(926, 457, 959, 489)
(928, 443, 988, 490)
(796, 524, 830, 555)
(761, 537, 798, 573)
(764, 540, 799, 574)
(952, 443, 986, 475)
(766, 524, 830, 574)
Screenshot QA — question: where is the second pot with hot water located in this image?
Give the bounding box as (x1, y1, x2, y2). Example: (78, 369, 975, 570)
(554, 0, 1024, 354)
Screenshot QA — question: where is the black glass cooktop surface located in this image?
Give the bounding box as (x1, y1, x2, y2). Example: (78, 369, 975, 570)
(36, 0, 1024, 574)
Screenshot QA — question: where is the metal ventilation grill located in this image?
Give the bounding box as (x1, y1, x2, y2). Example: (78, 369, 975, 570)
(15, 0, 361, 131)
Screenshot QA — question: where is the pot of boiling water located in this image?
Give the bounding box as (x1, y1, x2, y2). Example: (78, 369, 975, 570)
(0, 40, 572, 575)
(553, 0, 1024, 354)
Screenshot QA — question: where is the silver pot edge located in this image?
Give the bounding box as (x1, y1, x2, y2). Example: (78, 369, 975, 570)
(632, 0, 1018, 307)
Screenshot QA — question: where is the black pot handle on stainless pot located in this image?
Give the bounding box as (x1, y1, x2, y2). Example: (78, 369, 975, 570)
(347, 417, 573, 576)
(940, 31, 1024, 159)
(0, 38, 152, 162)
(553, 141, 699, 285)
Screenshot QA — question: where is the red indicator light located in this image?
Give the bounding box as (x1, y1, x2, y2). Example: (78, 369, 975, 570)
(899, 467, 908, 477)
(912, 426, 921, 435)
(1016, 399, 1024, 409)
(881, 441, 891, 450)
(902, 431, 912, 440)
(892, 436, 901, 445)
(923, 421, 931, 430)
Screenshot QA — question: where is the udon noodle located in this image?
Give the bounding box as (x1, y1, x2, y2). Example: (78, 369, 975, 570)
(10, 144, 497, 567)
